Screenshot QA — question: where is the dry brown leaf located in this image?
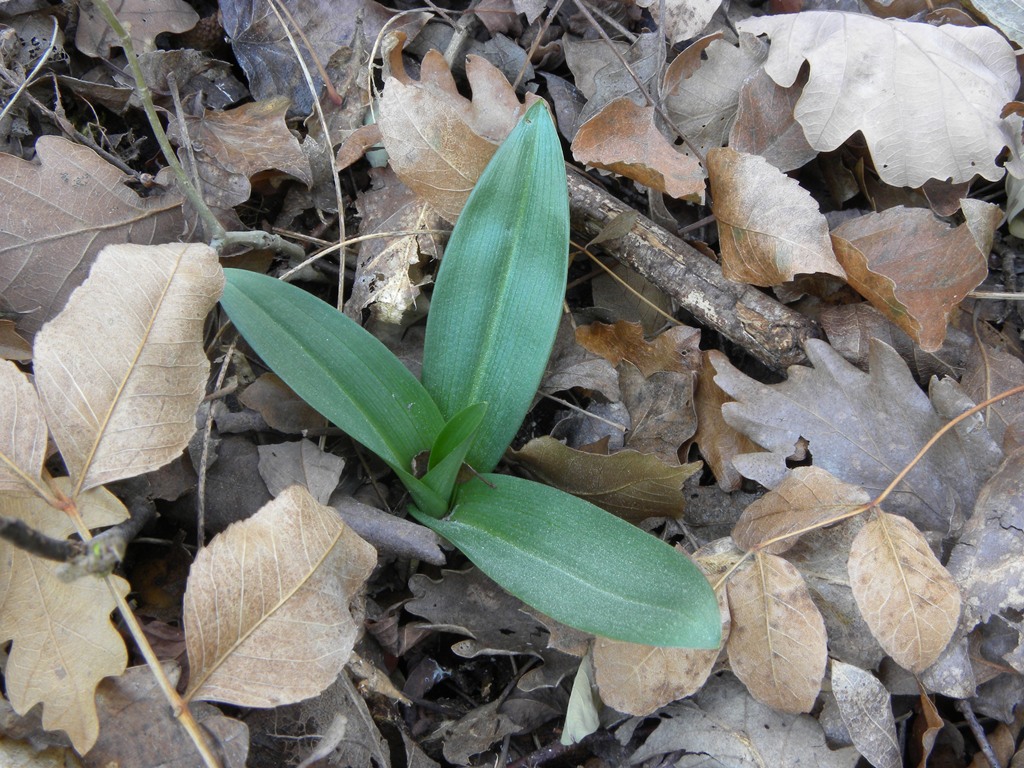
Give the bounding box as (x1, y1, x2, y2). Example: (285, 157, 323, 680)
(575, 321, 701, 377)
(0, 320, 31, 361)
(0, 138, 185, 340)
(692, 351, 760, 492)
(830, 660, 901, 768)
(729, 67, 816, 172)
(915, 684, 944, 768)
(76, 0, 198, 57)
(708, 147, 845, 286)
(726, 552, 827, 713)
(733, 467, 871, 555)
(238, 373, 324, 434)
(831, 202, 1001, 352)
(571, 99, 705, 201)
(511, 436, 701, 522)
(167, 97, 313, 212)
(33, 244, 223, 496)
(619, 362, 697, 464)
(961, 340, 1024, 452)
(539, 315, 621, 403)
(257, 439, 345, 505)
(0, 480, 129, 753)
(377, 45, 539, 222)
(563, 32, 663, 126)
(0, 360, 47, 494)
(737, 12, 1021, 186)
(848, 511, 960, 673)
(347, 166, 446, 324)
(184, 485, 376, 706)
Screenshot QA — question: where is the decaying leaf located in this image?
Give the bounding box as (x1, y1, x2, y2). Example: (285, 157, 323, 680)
(564, 32, 663, 126)
(0, 360, 47, 494)
(960, 339, 1024, 452)
(831, 202, 1002, 352)
(726, 552, 827, 713)
(711, 339, 991, 533)
(571, 99, 705, 201)
(708, 147, 846, 286)
(238, 373, 324, 434)
(848, 511, 960, 673)
(730, 67, 816, 172)
(511, 436, 701, 522)
(76, 0, 198, 58)
(830, 661, 901, 768)
(257, 439, 345, 505)
(619, 362, 698, 464)
(733, 467, 871, 555)
(575, 321, 701, 377)
(635, 0, 721, 43)
(184, 485, 377, 706)
(0, 138, 185, 340)
(33, 243, 223, 496)
(377, 44, 539, 221)
(737, 11, 1022, 186)
(0, 480, 129, 753)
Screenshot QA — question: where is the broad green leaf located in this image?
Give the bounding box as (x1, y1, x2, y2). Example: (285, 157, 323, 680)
(419, 402, 488, 510)
(410, 475, 722, 648)
(422, 101, 570, 472)
(221, 269, 444, 472)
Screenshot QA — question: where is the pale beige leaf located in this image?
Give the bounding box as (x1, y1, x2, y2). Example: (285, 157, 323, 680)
(0, 360, 48, 494)
(0, 479, 129, 753)
(257, 439, 345, 505)
(848, 511, 960, 673)
(708, 147, 845, 286)
(33, 243, 223, 495)
(76, 0, 198, 57)
(635, 0, 721, 43)
(726, 552, 826, 713)
(184, 485, 377, 707)
(737, 11, 1021, 186)
(831, 660, 900, 768)
(733, 467, 871, 555)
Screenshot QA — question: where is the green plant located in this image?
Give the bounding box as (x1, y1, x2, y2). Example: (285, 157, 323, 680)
(220, 101, 720, 648)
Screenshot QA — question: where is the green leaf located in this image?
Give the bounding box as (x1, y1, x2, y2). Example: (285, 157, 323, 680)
(419, 402, 488, 510)
(422, 101, 570, 472)
(409, 474, 722, 648)
(220, 269, 444, 473)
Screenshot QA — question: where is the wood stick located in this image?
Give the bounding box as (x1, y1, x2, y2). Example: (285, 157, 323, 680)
(566, 167, 822, 372)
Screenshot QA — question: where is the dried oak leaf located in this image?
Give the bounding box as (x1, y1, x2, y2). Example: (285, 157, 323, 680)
(0, 138, 185, 340)
(563, 32, 664, 126)
(619, 361, 698, 464)
(830, 661, 901, 768)
(511, 436, 701, 522)
(76, 0, 198, 58)
(737, 11, 1022, 186)
(184, 485, 376, 706)
(726, 552, 827, 713)
(571, 98, 705, 201)
(831, 201, 1002, 352)
(377, 44, 539, 222)
(0, 359, 47, 493)
(167, 97, 312, 212)
(0, 481, 129, 754)
(708, 147, 845, 286)
(848, 511, 960, 673)
(711, 339, 989, 533)
(575, 320, 701, 377)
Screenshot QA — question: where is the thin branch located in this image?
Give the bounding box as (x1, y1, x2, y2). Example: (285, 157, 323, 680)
(0, 514, 83, 562)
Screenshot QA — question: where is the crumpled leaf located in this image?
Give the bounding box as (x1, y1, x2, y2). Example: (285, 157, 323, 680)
(726, 552, 827, 713)
(347, 166, 446, 324)
(730, 67, 816, 172)
(76, 0, 198, 58)
(167, 97, 312, 212)
(184, 485, 377, 706)
(0, 480, 129, 754)
(563, 32, 663, 126)
(711, 339, 991, 533)
(377, 44, 539, 222)
(831, 201, 1002, 352)
(619, 362, 698, 464)
(0, 138, 185, 340)
(540, 315, 620, 403)
(0, 360, 47, 493)
(830, 661, 900, 768)
(571, 99, 705, 201)
(737, 11, 1022, 186)
(733, 467, 871, 555)
(848, 511, 960, 673)
(708, 147, 845, 286)
(33, 244, 223, 496)
(511, 436, 701, 522)
(575, 321, 701, 377)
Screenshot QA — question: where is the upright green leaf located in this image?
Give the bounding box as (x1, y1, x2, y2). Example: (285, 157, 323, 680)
(221, 269, 444, 472)
(422, 101, 570, 472)
(419, 402, 488, 511)
(409, 475, 722, 648)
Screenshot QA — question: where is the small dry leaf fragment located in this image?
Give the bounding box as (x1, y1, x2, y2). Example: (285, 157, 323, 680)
(830, 661, 901, 768)
(76, 0, 198, 57)
(0, 360, 47, 493)
(692, 352, 761, 492)
(184, 485, 377, 706)
(571, 99, 705, 201)
(0, 480, 129, 754)
(848, 511, 960, 673)
(257, 439, 345, 504)
(238, 373, 323, 434)
(831, 202, 1001, 352)
(0, 320, 32, 361)
(33, 243, 223, 495)
(575, 321, 701, 377)
(511, 436, 701, 522)
(733, 467, 871, 555)
(726, 552, 827, 713)
(708, 147, 845, 286)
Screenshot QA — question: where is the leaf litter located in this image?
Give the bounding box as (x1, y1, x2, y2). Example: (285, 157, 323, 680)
(2, 0, 1024, 764)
